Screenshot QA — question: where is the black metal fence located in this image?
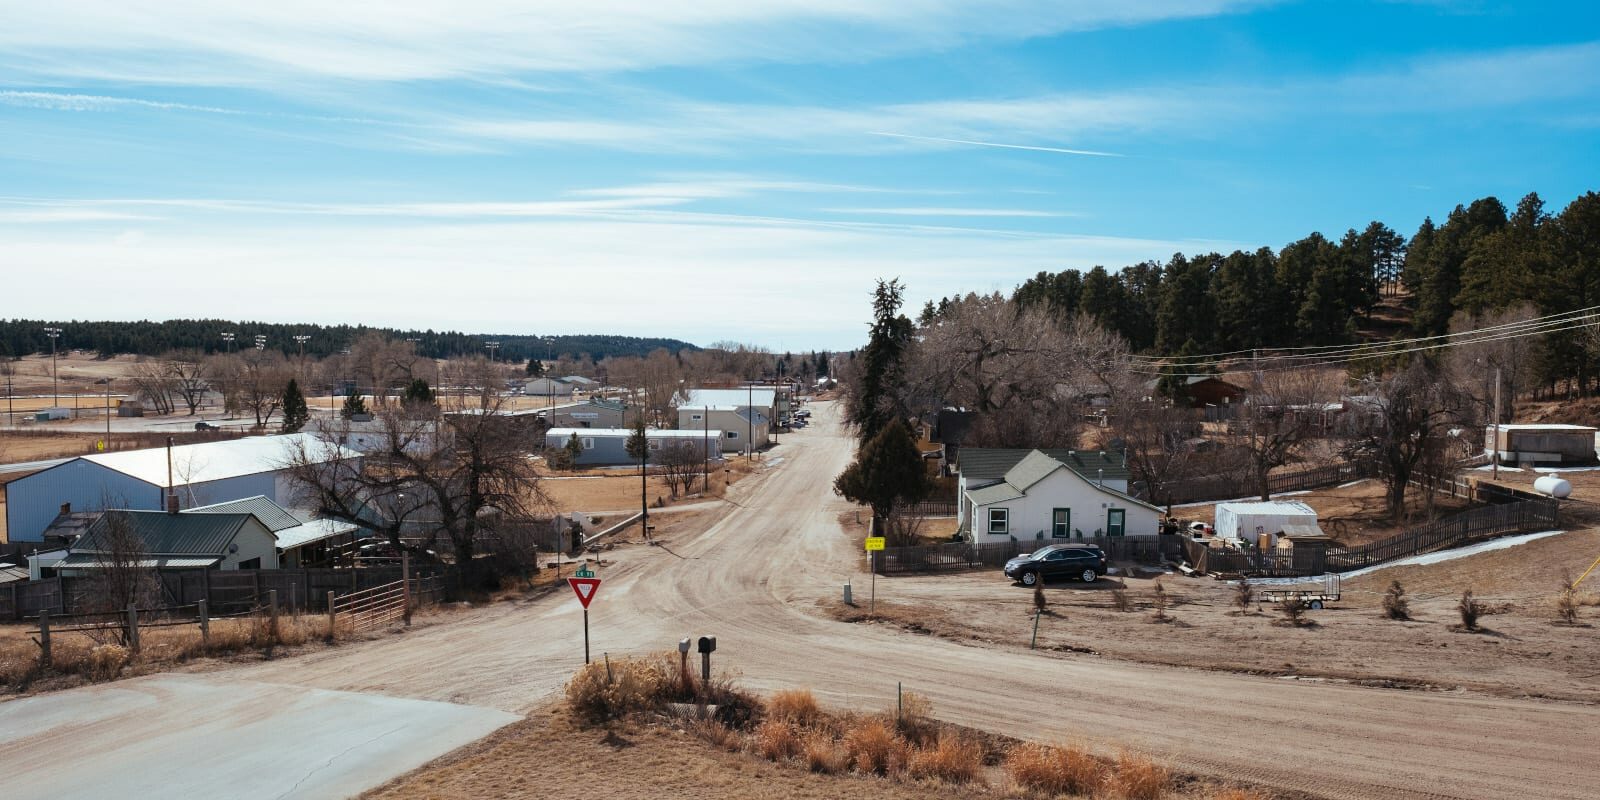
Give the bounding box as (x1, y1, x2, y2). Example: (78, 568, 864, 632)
(876, 535, 1182, 574)
(1137, 460, 1377, 506)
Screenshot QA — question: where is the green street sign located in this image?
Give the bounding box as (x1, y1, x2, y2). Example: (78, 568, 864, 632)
(574, 565, 595, 578)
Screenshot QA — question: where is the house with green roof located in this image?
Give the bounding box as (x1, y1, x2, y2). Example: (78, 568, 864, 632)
(955, 448, 1160, 547)
(55, 508, 280, 573)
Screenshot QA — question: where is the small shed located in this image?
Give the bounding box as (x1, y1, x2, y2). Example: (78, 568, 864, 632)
(1486, 423, 1598, 466)
(1213, 500, 1319, 549)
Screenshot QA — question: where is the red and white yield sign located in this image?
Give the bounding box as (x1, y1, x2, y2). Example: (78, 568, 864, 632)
(567, 577, 601, 609)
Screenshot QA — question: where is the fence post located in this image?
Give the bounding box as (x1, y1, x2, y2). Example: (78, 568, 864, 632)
(198, 599, 210, 648)
(289, 581, 297, 618)
(326, 591, 336, 639)
(126, 603, 140, 653)
(268, 590, 279, 644)
(38, 609, 51, 667)
(402, 552, 412, 627)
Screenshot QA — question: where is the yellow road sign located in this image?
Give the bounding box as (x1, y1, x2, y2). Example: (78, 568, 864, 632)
(864, 536, 885, 551)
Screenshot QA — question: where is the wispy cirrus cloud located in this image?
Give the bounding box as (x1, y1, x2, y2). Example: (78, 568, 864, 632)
(824, 206, 1077, 218)
(0, 1, 1271, 85)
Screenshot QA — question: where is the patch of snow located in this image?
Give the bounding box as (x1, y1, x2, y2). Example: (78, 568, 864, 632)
(1337, 479, 1373, 489)
(1232, 529, 1569, 585)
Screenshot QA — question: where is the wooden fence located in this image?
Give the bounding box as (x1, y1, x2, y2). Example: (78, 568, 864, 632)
(1180, 495, 1559, 577)
(877, 536, 1182, 574)
(0, 565, 445, 621)
(1138, 460, 1377, 506)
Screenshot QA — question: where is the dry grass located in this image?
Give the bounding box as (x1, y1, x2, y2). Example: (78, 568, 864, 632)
(1, 613, 334, 693)
(1207, 789, 1270, 800)
(842, 718, 910, 776)
(563, 652, 676, 723)
(1005, 741, 1106, 796)
(768, 688, 823, 726)
(800, 730, 851, 774)
(755, 719, 803, 761)
(905, 731, 984, 784)
(1108, 751, 1171, 799)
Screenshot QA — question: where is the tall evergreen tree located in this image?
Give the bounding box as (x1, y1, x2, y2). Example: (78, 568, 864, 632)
(280, 379, 309, 433)
(340, 393, 368, 420)
(832, 418, 932, 540)
(846, 279, 913, 442)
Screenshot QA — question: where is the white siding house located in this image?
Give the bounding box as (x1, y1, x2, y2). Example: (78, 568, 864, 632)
(2, 434, 358, 542)
(962, 450, 1161, 548)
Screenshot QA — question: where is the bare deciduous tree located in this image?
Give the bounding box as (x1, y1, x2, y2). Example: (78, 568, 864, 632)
(1107, 396, 1196, 509)
(165, 350, 210, 416)
(286, 392, 550, 587)
(1342, 359, 1470, 522)
(129, 359, 178, 415)
(1236, 365, 1338, 500)
(655, 441, 704, 498)
(1446, 304, 1538, 428)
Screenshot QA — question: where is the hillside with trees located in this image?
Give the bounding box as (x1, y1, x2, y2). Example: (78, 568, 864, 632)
(1005, 190, 1600, 395)
(0, 319, 697, 364)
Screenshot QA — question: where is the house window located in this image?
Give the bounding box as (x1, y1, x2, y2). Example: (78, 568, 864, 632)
(581, 438, 595, 450)
(987, 508, 1009, 535)
(238, 557, 261, 570)
(726, 431, 739, 440)
(648, 439, 662, 451)
(1052, 508, 1071, 538)
(691, 414, 703, 422)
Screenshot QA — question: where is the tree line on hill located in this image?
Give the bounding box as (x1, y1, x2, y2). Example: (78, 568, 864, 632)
(1002, 190, 1600, 394)
(0, 318, 698, 364)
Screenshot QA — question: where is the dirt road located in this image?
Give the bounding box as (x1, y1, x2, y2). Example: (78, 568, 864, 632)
(234, 402, 1596, 800)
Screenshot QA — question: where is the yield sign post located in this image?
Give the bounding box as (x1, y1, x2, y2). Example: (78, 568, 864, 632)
(568, 573, 602, 663)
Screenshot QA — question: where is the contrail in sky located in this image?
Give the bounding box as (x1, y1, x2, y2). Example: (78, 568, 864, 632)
(868, 130, 1123, 157)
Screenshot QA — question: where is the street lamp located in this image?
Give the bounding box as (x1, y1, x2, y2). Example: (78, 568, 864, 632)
(293, 334, 311, 356)
(221, 332, 236, 352)
(544, 337, 554, 413)
(96, 377, 112, 447)
(43, 326, 62, 407)
(485, 341, 500, 361)
(254, 334, 267, 351)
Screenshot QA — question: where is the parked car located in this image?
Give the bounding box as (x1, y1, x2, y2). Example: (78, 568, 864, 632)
(1003, 544, 1108, 586)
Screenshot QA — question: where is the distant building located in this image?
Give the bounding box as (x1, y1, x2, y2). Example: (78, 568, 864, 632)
(677, 405, 771, 453)
(2, 434, 358, 542)
(544, 397, 630, 429)
(525, 378, 576, 398)
(185, 496, 359, 568)
(53, 509, 281, 574)
(1486, 423, 1599, 466)
(544, 427, 724, 467)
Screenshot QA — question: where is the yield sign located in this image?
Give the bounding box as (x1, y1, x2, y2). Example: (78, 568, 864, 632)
(567, 577, 601, 609)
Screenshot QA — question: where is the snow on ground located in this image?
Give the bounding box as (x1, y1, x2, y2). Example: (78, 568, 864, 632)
(1239, 529, 1568, 586)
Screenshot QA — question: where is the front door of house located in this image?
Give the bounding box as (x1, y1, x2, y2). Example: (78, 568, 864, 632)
(1106, 508, 1126, 537)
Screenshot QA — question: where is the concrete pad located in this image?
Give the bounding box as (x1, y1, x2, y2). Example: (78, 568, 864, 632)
(0, 673, 518, 799)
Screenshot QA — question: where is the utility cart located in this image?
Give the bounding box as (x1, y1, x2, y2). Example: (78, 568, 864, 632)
(1258, 574, 1342, 610)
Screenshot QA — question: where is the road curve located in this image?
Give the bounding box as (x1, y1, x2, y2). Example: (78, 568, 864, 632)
(236, 402, 1597, 800)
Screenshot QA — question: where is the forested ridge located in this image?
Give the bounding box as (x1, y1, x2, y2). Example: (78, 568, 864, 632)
(0, 319, 698, 363)
(1001, 190, 1600, 391)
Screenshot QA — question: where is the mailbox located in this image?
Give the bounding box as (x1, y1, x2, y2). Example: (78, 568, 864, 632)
(678, 638, 691, 654)
(697, 636, 717, 654)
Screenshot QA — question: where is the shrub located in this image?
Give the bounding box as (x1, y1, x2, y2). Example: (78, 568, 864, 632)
(768, 688, 822, 726)
(1234, 580, 1254, 613)
(907, 732, 984, 784)
(801, 731, 850, 774)
(1382, 580, 1410, 621)
(1111, 587, 1133, 612)
(1458, 589, 1485, 631)
(843, 718, 909, 776)
(564, 653, 673, 723)
(1033, 581, 1047, 613)
(85, 644, 129, 681)
(691, 718, 742, 752)
(895, 690, 938, 746)
(1108, 751, 1170, 799)
(1277, 596, 1308, 626)
(1556, 573, 1579, 624)
(754, 719, 801, 761)
(1004, 741, 1104, 796)
(1150, 582, 1171, 623)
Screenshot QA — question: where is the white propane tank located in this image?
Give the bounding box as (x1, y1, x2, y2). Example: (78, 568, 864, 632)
(1534, 473, 1572, 499)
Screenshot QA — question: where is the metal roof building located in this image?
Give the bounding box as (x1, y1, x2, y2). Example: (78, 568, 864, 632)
(3, 433, 358, 543)
(56, 509, 280, 571)
(545, 427, 725, 467)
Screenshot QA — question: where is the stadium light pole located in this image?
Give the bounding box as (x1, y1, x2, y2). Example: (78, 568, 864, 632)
(221, 331, 236, 353)
(44, 326, 62, 407)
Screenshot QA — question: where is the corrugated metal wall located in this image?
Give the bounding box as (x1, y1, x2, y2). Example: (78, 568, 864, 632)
(4, 461, 162, 542)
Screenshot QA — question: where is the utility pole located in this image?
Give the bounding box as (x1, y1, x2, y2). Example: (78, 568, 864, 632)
(221, 331, 235, 353)
(702, 404, 710, 492)
(100, 378, 112, 447)
(484, 341, 499, 362)
(44, 326, 61, 407)
(1492, 366, 1502, 481)
(254, 334, 267, 351)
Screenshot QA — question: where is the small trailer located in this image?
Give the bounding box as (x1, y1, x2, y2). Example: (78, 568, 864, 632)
(1258, 574, 1342, 610)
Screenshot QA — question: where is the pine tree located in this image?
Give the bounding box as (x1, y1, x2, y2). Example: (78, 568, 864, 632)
(401, 378, 436, 410)
(625, 414, 649, 463)
(565, 432, 583, 469)
(525, 357, 544, 377)
(847, 279, 913, 443)
(832, 418, 932, 538)
(280, 379, 309, 433)
(341, 393, 368, 420)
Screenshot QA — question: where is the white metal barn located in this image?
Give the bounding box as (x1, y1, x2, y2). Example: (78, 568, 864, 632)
(3, 433, 358, 543)
(1213, 500, 1319, 548)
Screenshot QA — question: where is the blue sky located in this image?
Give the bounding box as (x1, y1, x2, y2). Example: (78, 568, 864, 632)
(2, 1, 1597, 351)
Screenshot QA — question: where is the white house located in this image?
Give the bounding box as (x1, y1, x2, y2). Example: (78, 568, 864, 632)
(961, 450, 1161, 547)
(956, 447, 1130, 531)
(676, 405, 770, 453)
(2, 434, 358, 542)
(682, 388, 777, 420)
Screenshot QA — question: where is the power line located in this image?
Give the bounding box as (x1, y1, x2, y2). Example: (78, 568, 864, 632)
(1127, 304, 1600, 366)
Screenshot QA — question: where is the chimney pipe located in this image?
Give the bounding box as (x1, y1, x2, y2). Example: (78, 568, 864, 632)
(60, 501, 71, 515)
(167, 494, 180, 514)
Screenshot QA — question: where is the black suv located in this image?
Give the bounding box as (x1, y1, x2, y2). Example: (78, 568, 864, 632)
(1003, 544, 1108, 586)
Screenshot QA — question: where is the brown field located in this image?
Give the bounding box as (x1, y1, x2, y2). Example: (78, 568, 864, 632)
(829, 526, 1600, 703)
(0, 432, 107, 464)
(1175, 478, 1473, 547)
(538, 457, 760, 513)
